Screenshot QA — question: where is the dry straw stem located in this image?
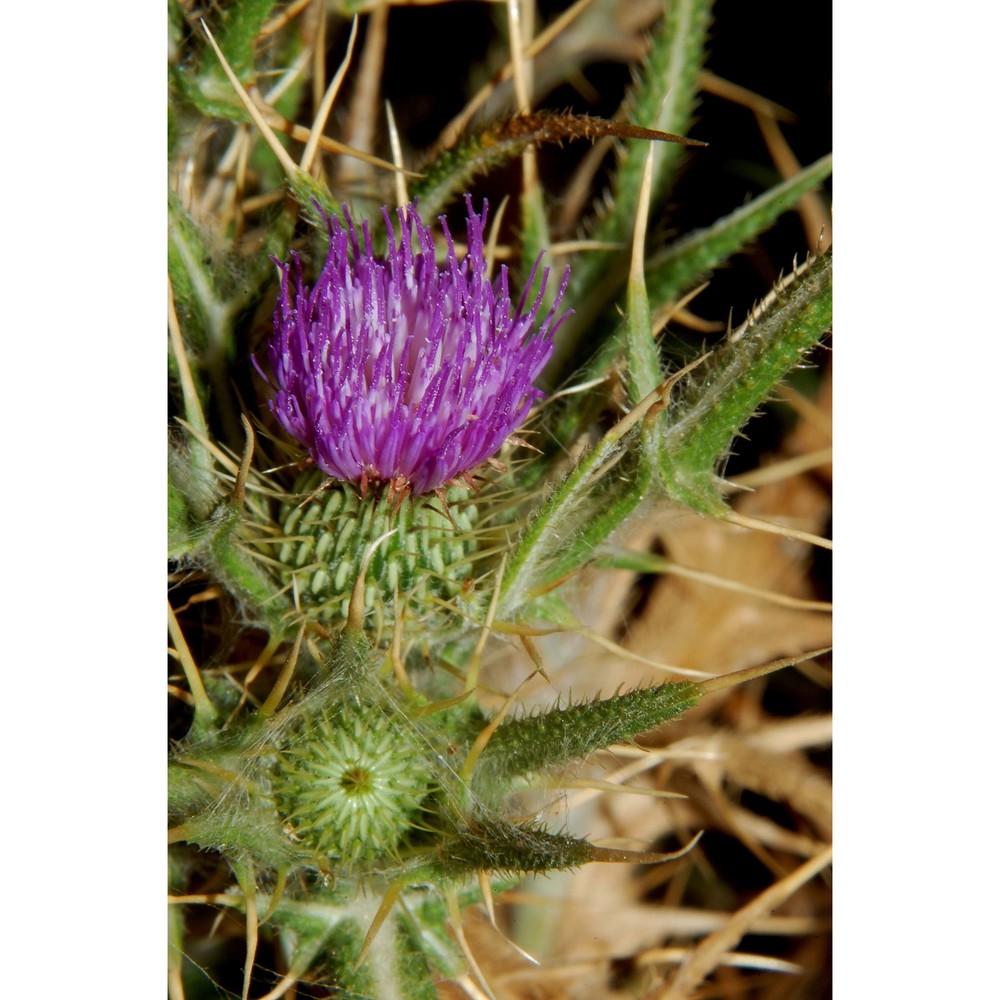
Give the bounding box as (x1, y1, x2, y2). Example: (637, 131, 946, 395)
(728, 446, 833, 490)
(638, 946, 802, 975)
(300, 16, 359, 173)
(651, 281, 716, 338)
(167, 602, 216, 726)
(200, 20, 299, 177)
(200, 20, 408, 182)
(506, 0, 543, 210)
(228, 633, 284, 721)
(721, 509, 832, 551)
(655, 559, 830, 611)
(624, 494, 831, 687)
(439, 0, 596, 149)
(776, 380, 833, 439)
(259, 0, 312, 39)
(600, 548, 833, 611)
(258, 108, 415, 175)
(451, 889, 828, 1000)
(695, 731, 832, 839)
(652, 844, 832, 999)
(581, 628, 714, 679)
(235, 864, 259, 1000)
(756, 111, 831, 249)
(310, 0, 327, 113)
(167, 275, 208, 451)
(697, 69, 796, 123)
(338, 4, 389, 187)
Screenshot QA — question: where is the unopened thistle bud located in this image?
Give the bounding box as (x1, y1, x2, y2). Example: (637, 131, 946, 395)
(261, 197, 570, 627)
(272, 700, 431, 867)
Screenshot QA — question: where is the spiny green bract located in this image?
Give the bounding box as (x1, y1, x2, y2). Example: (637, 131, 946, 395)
(276, 473, 484, 631)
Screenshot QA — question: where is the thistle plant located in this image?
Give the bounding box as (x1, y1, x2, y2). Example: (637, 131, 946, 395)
(169, 3, 832, 998)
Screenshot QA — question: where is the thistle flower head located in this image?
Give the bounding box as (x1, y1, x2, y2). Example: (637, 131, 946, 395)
(265, 196, 570, 496)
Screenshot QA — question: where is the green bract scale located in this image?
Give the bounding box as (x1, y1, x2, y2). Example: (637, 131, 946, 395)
(272, 699, 432, 866)
(277, 473, 482, 628)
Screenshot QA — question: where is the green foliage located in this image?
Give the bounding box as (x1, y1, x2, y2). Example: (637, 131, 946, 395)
(475, 682, 701, 785)
(659, 251, 833, 512)
(171, 0, 278, 120)
(423, 815, 595, 880)
(646, 154, 833, 309)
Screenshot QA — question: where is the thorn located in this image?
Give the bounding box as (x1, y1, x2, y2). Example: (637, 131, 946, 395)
(346, 528, 398, 633)
(200, 20, 301, 180)
(505, 433, 540, 454)
(389, 590, 414, 693)
(459, 470, 484, 493)
(461, 676, 525, 782)
(385, 100, 408, 209)
(296, 474, 335, 510)
(388, 475, 412, 515)
(477, 870, 496, 928)
(588, 829, 703, 864)
(300, 17, 358, 174)
(476, 870, 541, 966)
(465, 553, 505, 693)
(696, 647, 831, 695)
(259, 621, 306, 715)
(519, 634, 550, 682)
(232, 414, 255, 508)
(431, 487, 460, 528)
(355, 881, 403, 966)
(447, 886, 497, 1000)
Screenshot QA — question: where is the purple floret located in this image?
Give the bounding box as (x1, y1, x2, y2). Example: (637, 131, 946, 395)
(264, 196, 570, 496)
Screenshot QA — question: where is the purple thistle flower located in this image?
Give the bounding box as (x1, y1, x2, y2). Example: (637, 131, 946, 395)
(264, 196, 570, 497)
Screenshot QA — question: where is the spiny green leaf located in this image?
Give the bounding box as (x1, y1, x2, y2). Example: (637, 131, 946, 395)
(167, 191, 227, 353)
(589, 0, 713, 247)
(499, 385, 664, 617)
(475, 682, 701, 783)
(421, 814, 595, 879)
(530, 446, 650, 591)
(207, 504, 293, 633)
(647, 152, 833, 308)
(551, 154, 833, 451)
(172, 0, 279, 119)
(625, 219, 661, 407)
(659, 251, 832, 512)
(412, 112, 702, 222)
